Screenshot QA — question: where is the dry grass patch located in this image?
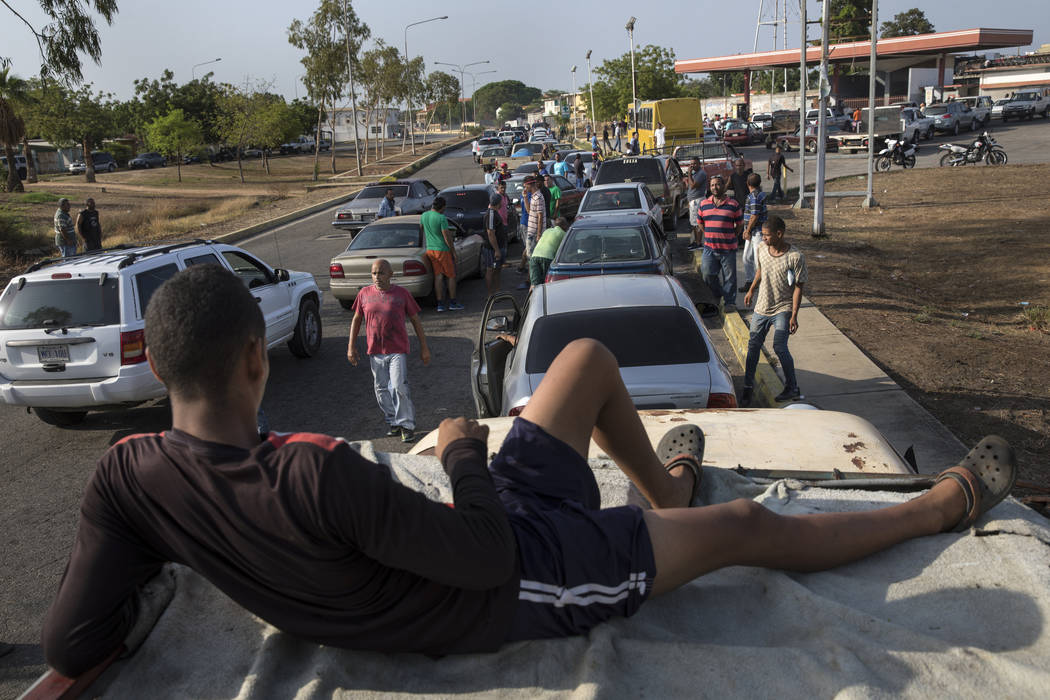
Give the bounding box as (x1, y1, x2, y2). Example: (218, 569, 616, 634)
(103, 197, 260, 246)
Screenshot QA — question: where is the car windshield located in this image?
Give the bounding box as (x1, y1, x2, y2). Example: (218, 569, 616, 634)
(525, 306, 708, 373)
(925, 105, 949, 115)
(0, 278, 121, 330)
(347, 223, 422, 250)
(580, 187, 642, 212)
(442, 190, 491, 209)
(558, 226, 649, 263)
(1010, 93, 1037, 101)
(594, 158, 663, 186)
(357, 185, 408, 199)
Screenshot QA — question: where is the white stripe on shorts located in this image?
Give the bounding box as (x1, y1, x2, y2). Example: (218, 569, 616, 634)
(518, 572, 648, 608)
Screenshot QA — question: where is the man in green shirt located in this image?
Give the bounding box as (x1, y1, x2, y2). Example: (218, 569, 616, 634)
(529, 216, 569, 286)
(543, 174, 561, 220)
(421, 197, 462, 312)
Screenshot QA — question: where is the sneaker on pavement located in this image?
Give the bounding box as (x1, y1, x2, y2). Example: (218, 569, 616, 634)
(436, 304, 447, 313)
(385, 425, 400, 437)
(740, 386, 753, 407)
(400, 427, 417, 443)
(775, 387, 801, 403)
(448, 300, 465, 310)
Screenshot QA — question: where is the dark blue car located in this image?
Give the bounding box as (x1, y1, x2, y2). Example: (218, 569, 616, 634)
(545, 213, 672, 283)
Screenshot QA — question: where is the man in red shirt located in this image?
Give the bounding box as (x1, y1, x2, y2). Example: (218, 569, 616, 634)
(697, 174, 743, 311)
(348, 259, 431, 442)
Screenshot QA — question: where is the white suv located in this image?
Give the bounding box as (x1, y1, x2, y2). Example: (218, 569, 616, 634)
(0, 240, 323, 425)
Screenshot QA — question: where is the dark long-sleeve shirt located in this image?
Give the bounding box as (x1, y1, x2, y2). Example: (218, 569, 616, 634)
(43, 430, 519, 677)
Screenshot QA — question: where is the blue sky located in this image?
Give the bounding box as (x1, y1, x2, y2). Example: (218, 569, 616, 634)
(4, 0, 1046, 100)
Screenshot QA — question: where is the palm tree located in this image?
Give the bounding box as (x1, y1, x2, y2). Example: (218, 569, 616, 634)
(0, 62, 28, 192)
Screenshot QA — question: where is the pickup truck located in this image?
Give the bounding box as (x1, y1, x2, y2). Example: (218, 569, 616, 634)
(1001, 89, 1050, 121)
(806, 107, 850, 130)
(279, 135, 331, 155)
(899, 107, 934, 141)
(832, 106, 908, 153)
(958, 96, 993, 129)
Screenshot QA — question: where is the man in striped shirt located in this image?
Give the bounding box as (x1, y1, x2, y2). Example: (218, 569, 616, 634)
(695, 174, 743, 310)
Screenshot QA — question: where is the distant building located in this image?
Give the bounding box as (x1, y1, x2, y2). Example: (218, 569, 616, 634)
(329, 107, 402, 142)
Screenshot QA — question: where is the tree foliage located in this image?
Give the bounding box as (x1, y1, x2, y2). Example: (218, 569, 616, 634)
(880, 8, 934, 38)
(472, 80, 541, 122)
(146, 109, 202, 182)
(126, 70, 223, 142)
(2, 0, 118, 85)
(1, 62, 29, 192)
(422, 71, 460, 129)
(828, 0, 871, 43)
(33, 82, 116, 182)
(588, 45, 684, 122)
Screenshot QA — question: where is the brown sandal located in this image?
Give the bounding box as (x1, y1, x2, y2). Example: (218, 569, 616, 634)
(935, 435, 1017, 532)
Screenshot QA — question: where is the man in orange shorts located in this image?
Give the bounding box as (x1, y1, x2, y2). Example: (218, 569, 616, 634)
(421, 196, 462, 312)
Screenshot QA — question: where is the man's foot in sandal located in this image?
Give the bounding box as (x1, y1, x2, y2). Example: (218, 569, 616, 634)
(935, 435, 1017, 532)
(656, 424, 705, 508)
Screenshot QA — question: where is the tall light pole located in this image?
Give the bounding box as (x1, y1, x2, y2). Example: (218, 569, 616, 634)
(344, 0, 362, 176)
(467, 69, 497, 125)
(191, 57, 221, 80)
(626, 17, 637, 133)
(404, 15, 447, 155)
(434, 60, 489, 132)
(586, 50, 596, 141)
(794, 0, 807, 209)
(571, 65, 578, 141)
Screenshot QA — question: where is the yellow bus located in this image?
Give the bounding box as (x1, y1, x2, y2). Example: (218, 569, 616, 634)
(627, 98, 702, 154)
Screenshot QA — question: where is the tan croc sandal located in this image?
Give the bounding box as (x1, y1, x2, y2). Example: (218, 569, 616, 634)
(935, 435, 1017, 532)
(657, 424, 705, 506)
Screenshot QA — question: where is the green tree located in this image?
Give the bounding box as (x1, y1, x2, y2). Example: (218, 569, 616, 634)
(288, 0, 370, 177)
(473, 80, 542, 122)
(588, 45, 684, 122)
(3, 0, 118, 85)
(289, 97, 319, 137)
(1, 61, 29, 192)
(497, 101, 523, 122)
(254, 97, 300, 174)
(357, 41, 403, 162)
(214, 83, 269, 184)
(422, 71, 460, 132)
(35, 82, 116, 182)
(880, 8, 934, 38)
(828, 0, 871, 43)
(146, 108, 202, 182)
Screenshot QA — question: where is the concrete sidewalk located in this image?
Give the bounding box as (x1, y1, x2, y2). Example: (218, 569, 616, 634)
(692, 248, 967, 475)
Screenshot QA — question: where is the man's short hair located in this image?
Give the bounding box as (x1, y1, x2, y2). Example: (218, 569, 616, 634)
(710, 174, 725, 184)
(747, 173, 761, 188)
(145, 265, 265, 399)
(432, 196, 445, 211)
(58, 198, 69, 206)
(765, 214, 786, 234)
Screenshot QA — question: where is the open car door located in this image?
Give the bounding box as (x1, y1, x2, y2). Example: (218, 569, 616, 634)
(470, 292, 521, 418)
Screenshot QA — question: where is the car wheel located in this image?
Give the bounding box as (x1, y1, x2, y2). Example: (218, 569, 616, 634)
(108, 163, 116, 172)
(1043, 107, 1049, 119)
(1027, 110, 1035, 121)
(806, 139, 818, 154)
(953, 122, 959, 136)
(33, 408, 87, 426)
(1002, 115, 1009, 122)
(287, 298, 322, 358)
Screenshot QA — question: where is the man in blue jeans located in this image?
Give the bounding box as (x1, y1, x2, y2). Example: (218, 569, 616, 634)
(742, 214, 807, 405)
(697, 175, 743, 311)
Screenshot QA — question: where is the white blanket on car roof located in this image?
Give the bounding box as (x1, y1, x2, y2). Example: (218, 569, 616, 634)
(85, 442, 1050, 699)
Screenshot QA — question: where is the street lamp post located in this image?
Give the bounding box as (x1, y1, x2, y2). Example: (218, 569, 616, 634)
(468, 70, 497, 125)
(626, 17, 637, 133)
(191, 57, 221, 80)
(434, 60, 490, 132)
(571, 65, 578, 141)
(586, 50, 596, 143)
(404, 15, 448, 155)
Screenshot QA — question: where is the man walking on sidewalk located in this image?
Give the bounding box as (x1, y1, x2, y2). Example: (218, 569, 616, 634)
(694, 175, 742, 311)
(742, 214, 807, 406)
(767, 145, 792, 203)
(740, 173, 767, 291)
(349, 259, 432, 442)
(686, 159, 709, 247)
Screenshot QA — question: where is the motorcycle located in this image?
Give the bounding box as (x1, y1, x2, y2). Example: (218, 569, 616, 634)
(875, 138, 917, 170)
(938, 131, 1007, 167)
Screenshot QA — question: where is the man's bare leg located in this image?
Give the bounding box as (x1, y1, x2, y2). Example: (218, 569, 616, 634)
(643, 478, 967, 596)
(519, 338, 694, 509)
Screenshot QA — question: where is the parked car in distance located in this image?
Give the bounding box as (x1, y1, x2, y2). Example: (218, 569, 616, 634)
(573, 182, 664, 233)
(510, 142, 547, 158)
(806, 108, 849, 129)
(1001, 89, 1050, 121)
(561, 151, 597, 185)
(512, 160, 554, 176)
(991, 98, 1009, 120)
(545, 213, 672, 283)
(68, 151, 118, 174)
(332, 179, 439, 231)
(439, 184, 500, 234)
(470, 275, 737, 417)
(591, 155, 688, 230)
(752, 113, 773, 130)
(328, 215, 484, 308)
(957, 96, 992, 129)
(776, 125, 841, 153)
(0, 154, 28, 179)
(900, 107, 934, 141)
(0, 240, 322, 425)
(128, 152, 167, 169)
(722, 120, 763, 145)
(925, 102, 976, 135)
(671, 140, 747, 184)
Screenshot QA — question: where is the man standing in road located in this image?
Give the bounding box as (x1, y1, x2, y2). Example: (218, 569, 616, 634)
(75, 197, 103, 252)
(544, 173, 561, 220)
(740, 173, 767, 292)
(421, 197, 463, 312)
(613, 122, 622, 152)
(528, 216, 568, 287)
(483, 194, 507, 297)
(377, 189, 397, 220)
(348, 259, 431, 443)
(517, 179, 533, 275)
(695, 174, 743, 311)
(628, 132, 640, 156)
(553, 153, 568, 177)
(767, 145, 792, 203)
(726, 159, 751, 228)
(686, 159, 709, 248)
(521, 176, 547, 289)
(602, 124, 612, 153)
(54, 198, 76, 257)
(742, 214, 807, 406)
(654, 121, 666, 155)
(573, 153, 586, 190)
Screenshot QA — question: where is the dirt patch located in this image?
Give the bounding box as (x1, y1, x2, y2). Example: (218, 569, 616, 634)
(775, 164, 1050, 505)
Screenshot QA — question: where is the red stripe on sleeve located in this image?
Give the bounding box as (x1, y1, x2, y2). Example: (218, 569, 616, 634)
(267, 432, 346, 452)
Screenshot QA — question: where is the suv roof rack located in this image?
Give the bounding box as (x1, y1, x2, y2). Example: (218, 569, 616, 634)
(24, 239, 215, 273)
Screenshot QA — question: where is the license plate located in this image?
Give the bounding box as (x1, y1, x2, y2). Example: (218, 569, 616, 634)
(359, 213, 374, 222)
(38, 344, 70, 363)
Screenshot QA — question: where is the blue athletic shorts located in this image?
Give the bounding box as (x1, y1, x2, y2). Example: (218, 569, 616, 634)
(490, 417, 656, 642)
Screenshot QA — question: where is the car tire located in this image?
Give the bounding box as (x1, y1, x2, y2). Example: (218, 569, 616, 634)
(288, 298, 322, 358)
(807, 139, 818, 154)
(953, 122, 959, 136)
(33, 408, 87, 426)
(108, 163, 116, 172)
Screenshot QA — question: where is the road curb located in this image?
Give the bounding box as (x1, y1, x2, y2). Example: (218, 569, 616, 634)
(215, 136, 473, 245)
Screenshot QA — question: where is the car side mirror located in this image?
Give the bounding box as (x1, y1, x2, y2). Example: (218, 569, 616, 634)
(275, 268, 290, 282)
(486, 315, 510, 332)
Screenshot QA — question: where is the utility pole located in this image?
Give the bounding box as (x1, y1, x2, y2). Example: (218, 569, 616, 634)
(814, 0, 830, 236)
(586, 50, 596, 140)
(626, 17, 637, 132)
(863, 0, 879, 208)
(571, 65, 578, 141)
(404, 16, 448, 156)
(343, 0, 362, 176)
(794, 0, 808, 210)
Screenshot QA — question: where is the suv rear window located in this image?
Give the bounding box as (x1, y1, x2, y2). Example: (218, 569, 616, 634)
(925, 105, 948, 115)
(525, 307, 708, 373)
(594, 159, 663, 186)
(558, 227, 649, 263)
(580, 187, 642, 212)
(0, 278, 120, 330)
(443, 190, 491, 209)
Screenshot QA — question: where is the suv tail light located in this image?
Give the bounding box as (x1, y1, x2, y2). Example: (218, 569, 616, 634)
(329, 263, 344, 278)
(706, 392, 738, 408)
(403, 260, 427, 276)
(121, 329, 146, 365)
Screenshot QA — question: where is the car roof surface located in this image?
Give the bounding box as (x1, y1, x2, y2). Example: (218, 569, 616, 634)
(540, 275, 681, 316)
